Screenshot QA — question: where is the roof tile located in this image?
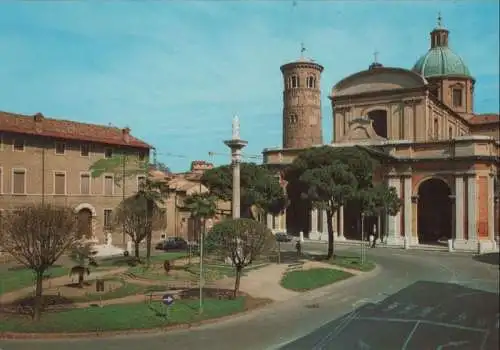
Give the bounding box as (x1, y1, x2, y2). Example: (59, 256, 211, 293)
(0, 110, 151, 149)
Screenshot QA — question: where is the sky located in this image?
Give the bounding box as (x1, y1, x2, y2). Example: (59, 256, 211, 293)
(0, 1, 498, 172)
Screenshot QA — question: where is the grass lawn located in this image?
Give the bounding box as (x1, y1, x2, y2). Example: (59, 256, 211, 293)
(97, 252, 187, 268)
(281, 268, 353, 291)
(70, 281, 167, 302)
(0, 297, 246, 333)
(328, 255, 376, 272)
(0, 266, 68, 295)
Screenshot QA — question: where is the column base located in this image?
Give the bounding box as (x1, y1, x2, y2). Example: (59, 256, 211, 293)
(309, 231, 328, 241)
(385, 235, 404, 247)
(452, 239, 479, 252)
(477, 239, 498, 253)
(337, 234, 346, 241)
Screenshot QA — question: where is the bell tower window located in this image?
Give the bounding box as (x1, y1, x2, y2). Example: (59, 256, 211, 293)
(289, 114, 298, 124)
(288, 75, 299, 89)
(306, 76, 316, 88)
(452, 88, 463, 107)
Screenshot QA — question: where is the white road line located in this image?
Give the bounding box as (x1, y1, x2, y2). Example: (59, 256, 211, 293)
(401, 321, 420, 350)
(355, 316, 487, 332)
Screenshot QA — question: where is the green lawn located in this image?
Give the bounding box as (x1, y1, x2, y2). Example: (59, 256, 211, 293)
(0, 266, 68, 295)
(0, 298, 246, 333)
(281, 268, 353, 291)
(328, 255, 376, 272)
(70, 280, 167, 302)
(96, 252, 187, 268)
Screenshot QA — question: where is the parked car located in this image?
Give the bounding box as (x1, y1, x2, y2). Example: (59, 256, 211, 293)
(155, 237, 188, 251)
(275, 232, 293, 242)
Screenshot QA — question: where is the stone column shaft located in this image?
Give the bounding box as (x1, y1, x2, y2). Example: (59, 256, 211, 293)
(455, 176, 465, 241)
(338, 206, 345, 239)
(266, 213, 273, 230)
(387, 177, 402, 243)
(467, 175, 477, 240)
(310, 208, 318, 233)
(487, 175, 495, 240)
(322, 210, 328, 233)
(403, 176, 412, 242)
(232, 161, 241, 218)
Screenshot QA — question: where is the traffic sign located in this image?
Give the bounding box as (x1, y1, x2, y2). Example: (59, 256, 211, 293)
(162, 294, 174, 306)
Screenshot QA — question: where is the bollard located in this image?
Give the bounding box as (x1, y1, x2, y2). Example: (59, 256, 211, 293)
(447, 239, 453, 252)
(404, 236, 409, 250)
(299, 231, 304, 242)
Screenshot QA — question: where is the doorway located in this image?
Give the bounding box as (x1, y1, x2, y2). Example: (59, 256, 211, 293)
(417, 178, 452, 244)
(77, 208, 93, 239)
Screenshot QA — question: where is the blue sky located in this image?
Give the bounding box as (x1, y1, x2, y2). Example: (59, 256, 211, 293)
(0, 1, 498, 172)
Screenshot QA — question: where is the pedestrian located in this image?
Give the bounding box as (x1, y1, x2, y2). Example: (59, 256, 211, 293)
(295, 240, 302, 258)
(371, 234, 377, 248)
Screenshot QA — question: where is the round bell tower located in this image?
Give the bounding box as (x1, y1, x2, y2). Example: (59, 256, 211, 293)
(281, 53, 324, 149)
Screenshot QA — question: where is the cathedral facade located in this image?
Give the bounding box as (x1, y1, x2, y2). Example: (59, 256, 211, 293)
(263, 19, 499, 252)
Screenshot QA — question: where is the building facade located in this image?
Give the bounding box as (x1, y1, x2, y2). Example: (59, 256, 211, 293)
(0, 111, 151, 245)
(263, 18, 499, 252)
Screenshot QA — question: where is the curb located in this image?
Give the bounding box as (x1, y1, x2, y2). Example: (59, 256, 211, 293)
(0, 299, 273, 340)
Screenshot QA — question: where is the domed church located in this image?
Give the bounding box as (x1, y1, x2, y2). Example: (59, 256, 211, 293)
(263, 16, 499, 252)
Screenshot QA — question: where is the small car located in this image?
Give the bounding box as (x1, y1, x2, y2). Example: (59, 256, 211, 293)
(155, 237, 188, 251)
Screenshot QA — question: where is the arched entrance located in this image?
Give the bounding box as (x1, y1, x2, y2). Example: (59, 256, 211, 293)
(417, 178, 452, 244)
(77, 208, 93, 239)
(367, 109, 388, 138)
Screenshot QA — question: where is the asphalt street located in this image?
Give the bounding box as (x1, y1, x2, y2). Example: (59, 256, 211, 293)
(1, 243, 498, 350)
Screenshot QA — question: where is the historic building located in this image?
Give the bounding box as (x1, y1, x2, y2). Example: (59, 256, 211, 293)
(0, 110, 151, 244)
(263, 17, 499, 252)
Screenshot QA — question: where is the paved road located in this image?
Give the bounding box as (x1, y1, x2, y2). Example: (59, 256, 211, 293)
(1, 245, 498, 350)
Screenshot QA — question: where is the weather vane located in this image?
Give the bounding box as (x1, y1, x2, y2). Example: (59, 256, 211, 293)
(300, 42, 306, 57)
(437, 11, 442, 27)
(373, 49, 379, 63)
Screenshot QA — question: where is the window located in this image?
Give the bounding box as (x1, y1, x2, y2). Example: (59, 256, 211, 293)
(306, 76, 316, 88)
(289, 114, 298, 124)
(54, 172, 66, 195)
(0, 167, 3, 193)
(289, 75, 299, 88)
(138, 152, 146, 161)
(103, 209, 113, 230)
(55, 142, 65, 155)
(104, 175, 114, 195)
(80, 173, 91, 195)
(452, 88, 463, 107)
(13, 139, 25, 151)
(433, 118, 439, 139)
(0, 133, 3, 151)
(81, 144, 90, 157)
(12, 169, 26, 194)
(104, 148, 113, 159)
(137, 176, 146, 191)
(448, 126, 453, 139)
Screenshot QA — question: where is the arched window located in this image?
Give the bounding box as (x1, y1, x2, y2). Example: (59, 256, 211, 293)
(288, 75, 299, 89)
(289, 114, 298, 124)
(306, 76, 316, 88)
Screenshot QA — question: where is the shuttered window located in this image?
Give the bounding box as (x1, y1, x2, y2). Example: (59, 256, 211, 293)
(54, 173, 66, 195)
(80, 174, 90, 194)
(104, 209, 113, 230)
(104, 175, 113, 195)
(13, 170, 26, 194)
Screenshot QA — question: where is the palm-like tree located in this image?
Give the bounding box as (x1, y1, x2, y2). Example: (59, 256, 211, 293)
(184, 192, 218, 241)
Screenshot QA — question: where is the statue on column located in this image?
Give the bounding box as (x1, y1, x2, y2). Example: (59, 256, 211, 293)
(232, 115, 240, 140)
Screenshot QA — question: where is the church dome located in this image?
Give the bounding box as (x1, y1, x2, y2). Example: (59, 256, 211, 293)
(412, 46, 471, 78)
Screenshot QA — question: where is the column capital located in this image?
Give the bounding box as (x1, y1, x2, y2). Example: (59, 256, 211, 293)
(454, 171, 476, 177)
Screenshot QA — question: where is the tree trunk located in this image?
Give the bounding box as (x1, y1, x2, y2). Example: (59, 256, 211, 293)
(233, 266, 243, 299)
(326, 209, 336, 259)
(33, 269, 45, 321)
(78, 271, 84, 288)
(146, 231, 152, 266)
(134, 242, 140, 258)
(146, 201, 154, 264)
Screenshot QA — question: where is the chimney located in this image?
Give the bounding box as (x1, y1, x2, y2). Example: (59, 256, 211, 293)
(33, 112, 44, 122)
(33, 112, 44, 133)
(122, 127, 131, 143)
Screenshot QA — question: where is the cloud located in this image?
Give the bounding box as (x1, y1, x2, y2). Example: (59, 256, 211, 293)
(0, 1, 498, 171)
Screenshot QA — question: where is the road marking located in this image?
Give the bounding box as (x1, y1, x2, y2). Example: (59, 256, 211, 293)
(437, 340, 470, 349)
(355, 316, 487, 332)
(401, 321, 420, 350)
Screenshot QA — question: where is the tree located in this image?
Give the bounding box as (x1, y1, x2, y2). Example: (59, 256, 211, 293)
(184, 192, 218, 241)
(356, 184, 402, 241)
(201, 163, 286, 219)
(286, 146, 380, 259)
(299, 162, 358, 258)
(89, 154, 168, 261)
(114, 193, 162, 260)
(0, 204, 79, 321)
(69, 242, 98, 288)
(206, 218, 274, 298)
